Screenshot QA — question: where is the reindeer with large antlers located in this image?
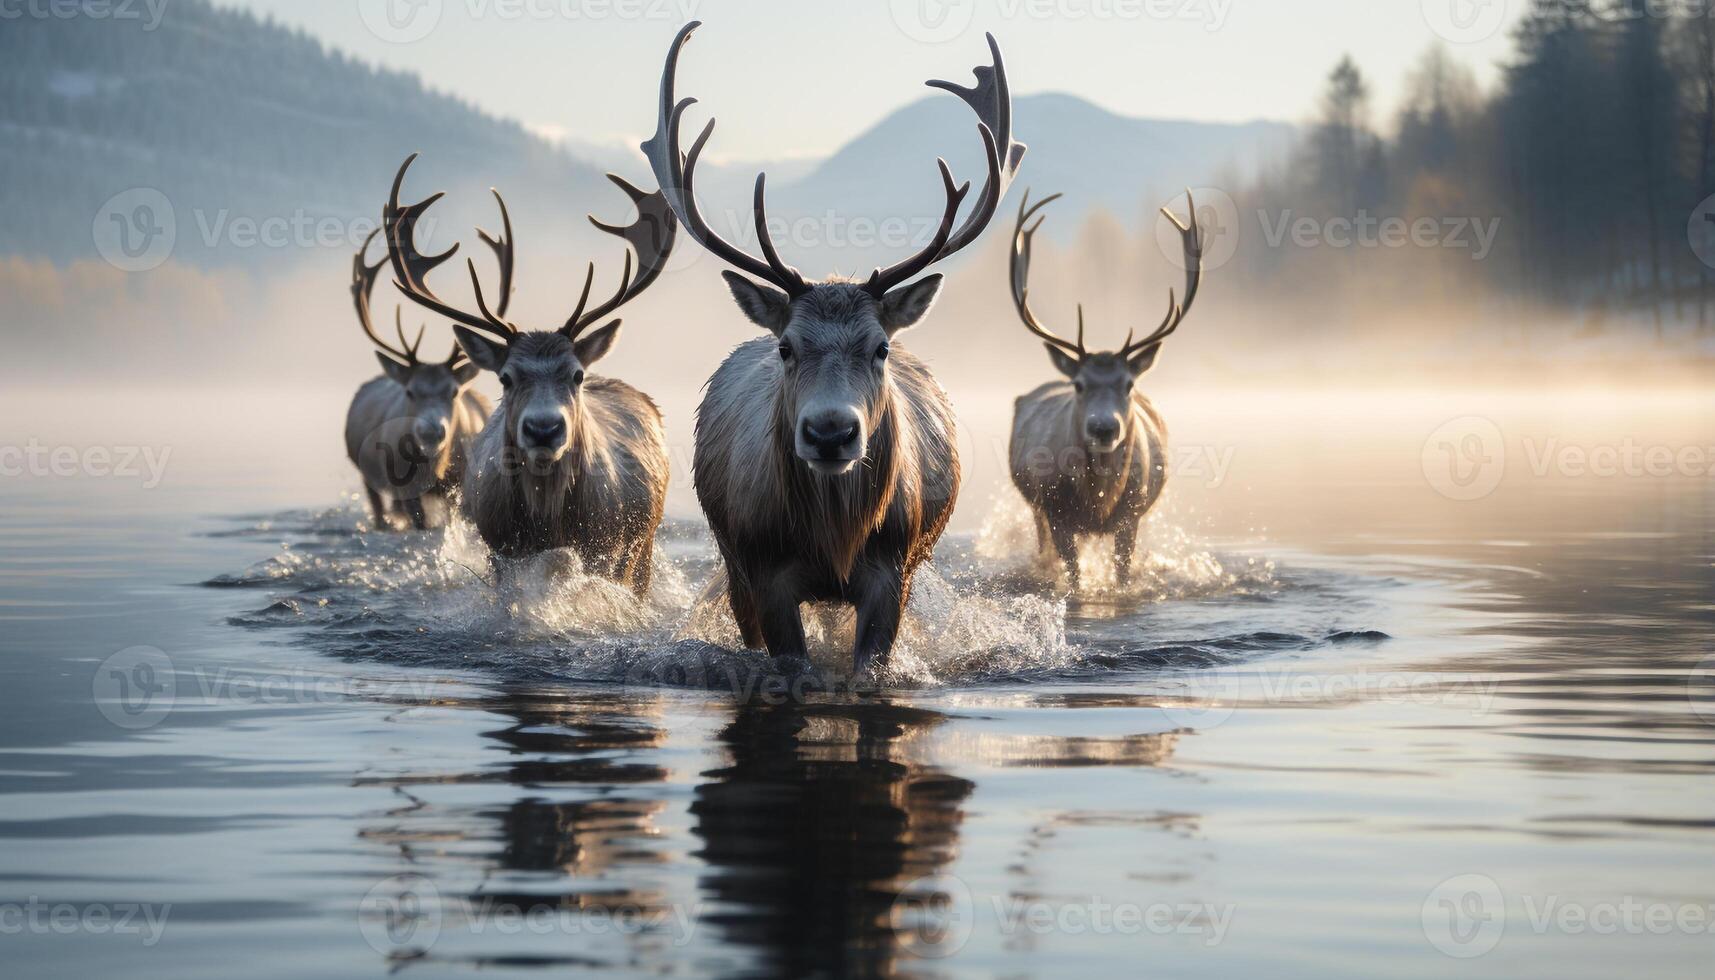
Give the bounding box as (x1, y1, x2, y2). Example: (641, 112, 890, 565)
(383, 155, 677, 595)
(1007, 190, 1204, 591)
(343, 227, 491, 530)
(644, 23, 1025, 671)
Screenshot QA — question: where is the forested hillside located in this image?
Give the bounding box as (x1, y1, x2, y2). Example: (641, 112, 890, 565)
(0, 0, 604, 266)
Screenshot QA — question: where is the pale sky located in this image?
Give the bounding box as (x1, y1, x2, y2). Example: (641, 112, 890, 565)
(220, 0, 1528, 158)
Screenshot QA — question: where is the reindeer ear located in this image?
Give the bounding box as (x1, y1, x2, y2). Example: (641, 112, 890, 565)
(377, 352, 411, 384)
(573, 320, 622, 367)
(451, 359, 481, 386)
(1126, 343, 1164, 377)
(1046, 344, 1081, 380)
(453, 326, 508, 373)
(878, 273, 943, 334)
(723, 271, 792, 335)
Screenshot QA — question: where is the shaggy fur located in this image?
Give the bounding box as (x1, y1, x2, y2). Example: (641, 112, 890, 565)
(344, 370, 489, 529)
(1009, 374, 1169, 589)
(461, 344, 668, 597)
(695, 284, 960, 671)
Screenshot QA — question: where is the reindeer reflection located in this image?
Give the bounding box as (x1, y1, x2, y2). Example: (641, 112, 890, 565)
(356, 688, 673, 969)
(691, 699, 974, 977)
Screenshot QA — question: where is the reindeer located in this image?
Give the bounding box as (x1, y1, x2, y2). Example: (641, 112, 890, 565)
(642, 23, 1025, 670)
(1006, 190, 1204, 591)
(343, 228, 492, 530)
(382, 155, 677, 596)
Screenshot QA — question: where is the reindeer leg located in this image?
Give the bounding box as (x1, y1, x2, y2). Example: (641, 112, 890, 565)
(1050, 522, 1081, 593)
(489, 553, 517, 603)
(755, 569, 808, 661)
(1034, 508, 1054, 559)
(629, 538, 654, 599)
(403, 496, 429, 531)
(727, 579, 764, 651)
(1115, 522, 1138, 587)
(851, 562, 905, 674)
(365, 489, 389, 529)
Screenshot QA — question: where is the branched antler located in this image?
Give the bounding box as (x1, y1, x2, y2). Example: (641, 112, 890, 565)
(385, 154, 518, 341)
(642, 22, 1024, 300)
(1009, 190, 1085, 362)
(383, 154, 676, 345)
(352, 226, 463, 367)
(1121, 190, 1204, 359)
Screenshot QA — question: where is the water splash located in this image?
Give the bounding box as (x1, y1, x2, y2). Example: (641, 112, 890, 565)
(208, 491, 1356, 691)
(973, 490, 1276, 602)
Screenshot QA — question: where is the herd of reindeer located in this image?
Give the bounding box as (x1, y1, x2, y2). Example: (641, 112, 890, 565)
(342, 24, 1206, 672)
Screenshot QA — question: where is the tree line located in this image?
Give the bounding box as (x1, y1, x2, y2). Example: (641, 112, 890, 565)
(1224, 0, 1715, 342)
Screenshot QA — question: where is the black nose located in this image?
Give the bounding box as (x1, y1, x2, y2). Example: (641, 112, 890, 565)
(1087, 419, 1121, 443)
(424, 421, 448, 442)
(520, 417, 566, 448)
(801, 414, 860, 455)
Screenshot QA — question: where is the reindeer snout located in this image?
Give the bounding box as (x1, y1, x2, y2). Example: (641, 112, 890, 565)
(520, 416, 567, 450)
(1086, 416, 1123, 448)
(416, 418, 449, 446)
(801, 412, 861, 457)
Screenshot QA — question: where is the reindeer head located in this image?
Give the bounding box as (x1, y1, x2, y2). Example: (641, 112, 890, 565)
(352, 228, 480, 460)
(642, 22, 1024, 475)
(1010, 190, 1204, 454)
(383, 156, 675, 468)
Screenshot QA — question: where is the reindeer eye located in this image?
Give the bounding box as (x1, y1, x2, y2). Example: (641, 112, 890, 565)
(499, 375, 514, 389)
(875, 342, 890, 362)
(778, 342, 793, 362)
(1073, 380, 1086, 393)
(572, 369, 586, 386)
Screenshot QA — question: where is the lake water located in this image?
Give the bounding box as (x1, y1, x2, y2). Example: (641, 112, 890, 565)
(1, 385, 1712, 978)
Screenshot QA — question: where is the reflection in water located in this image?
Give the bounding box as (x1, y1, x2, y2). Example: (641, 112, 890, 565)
(355, 688, 673, 970)
(691, 699, 973, 978)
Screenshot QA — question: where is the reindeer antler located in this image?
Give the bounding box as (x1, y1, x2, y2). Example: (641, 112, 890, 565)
(385, 154, 518, 341)
(1121, 190, 1204, 359)
(353, 227, 465, 367)
(1009, 191, 1085, 362)
(383, 154, 676, 345)
(560, 173, 679, 340)
(643, 22, 1024, 300)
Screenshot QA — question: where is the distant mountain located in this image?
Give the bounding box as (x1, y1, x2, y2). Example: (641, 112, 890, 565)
(1, 4, 1290, 277)
(0, 0, 607, 267)
(672, 92, 1291, 278)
